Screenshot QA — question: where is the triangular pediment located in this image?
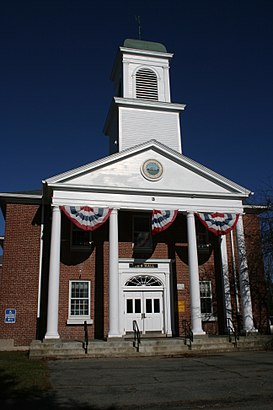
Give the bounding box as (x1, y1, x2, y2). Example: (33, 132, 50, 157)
(45, 140, 250, 199)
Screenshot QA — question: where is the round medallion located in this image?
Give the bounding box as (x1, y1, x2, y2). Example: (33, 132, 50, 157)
(142, 159, 163, 181)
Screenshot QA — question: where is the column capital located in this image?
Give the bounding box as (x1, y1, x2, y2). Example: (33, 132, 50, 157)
(186, 210, 195, 218)
(111, 208, 119, 214)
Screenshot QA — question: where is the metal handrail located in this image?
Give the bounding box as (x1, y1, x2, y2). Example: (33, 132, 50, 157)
(133, 320, 141, 352)
(227, 317, 239, 346)
(83, 320, 88, 354)
(182, 319, 193, 349)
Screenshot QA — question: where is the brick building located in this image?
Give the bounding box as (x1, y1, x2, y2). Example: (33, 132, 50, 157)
(0, 39, 269, 348)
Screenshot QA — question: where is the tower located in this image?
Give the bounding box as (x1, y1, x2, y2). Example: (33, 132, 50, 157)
(104, 39, 186, 154)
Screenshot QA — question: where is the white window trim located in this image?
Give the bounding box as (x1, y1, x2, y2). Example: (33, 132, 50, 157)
(67, 280, 93, 325)
(67, 319, 93, 325)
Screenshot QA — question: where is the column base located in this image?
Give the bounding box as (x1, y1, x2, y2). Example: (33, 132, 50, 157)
(44, 334, 60, 340)
(245, 328, 258, 334)
(107, 334, 123, 340)
(193, 330, 206, 336)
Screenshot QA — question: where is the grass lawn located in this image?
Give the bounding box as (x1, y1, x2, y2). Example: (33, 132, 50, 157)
(0, 351, 51, 400)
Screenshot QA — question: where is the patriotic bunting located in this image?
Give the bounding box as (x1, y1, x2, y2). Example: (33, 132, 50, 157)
(152, 210, 178, 235)
(61, 206, 112, 231)
(196, 212, 239, 236)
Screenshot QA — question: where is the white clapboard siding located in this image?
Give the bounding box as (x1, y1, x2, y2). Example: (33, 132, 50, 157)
(119, 107, 182, 153)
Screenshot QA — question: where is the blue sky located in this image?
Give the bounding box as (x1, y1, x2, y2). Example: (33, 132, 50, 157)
(1, 0, 273, 235)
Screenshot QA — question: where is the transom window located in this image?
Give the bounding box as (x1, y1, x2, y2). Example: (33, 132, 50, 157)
(125, 275, 162, 286)
(135, 68, 158, 100)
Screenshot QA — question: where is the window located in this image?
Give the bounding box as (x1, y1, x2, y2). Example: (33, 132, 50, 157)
(200, 281, 213, 317)
(133, 215, 153, 252)
(196, 222, 211, 252)
(71, 224, 92, 250)
(135, 68, 158, 100)
(67, 281, 92, 324)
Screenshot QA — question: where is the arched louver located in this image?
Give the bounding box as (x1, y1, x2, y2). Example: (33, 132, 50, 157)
(135, 68, 158, 100)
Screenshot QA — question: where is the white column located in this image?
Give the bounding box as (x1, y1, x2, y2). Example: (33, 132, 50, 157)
(108, 208, 121, 338)
(230, 231, 240, 316)
(45, 205, 61, 339)
(187, 212, 205, 335)
(220, 235, 233, 330)
(236, 215, 256, 332)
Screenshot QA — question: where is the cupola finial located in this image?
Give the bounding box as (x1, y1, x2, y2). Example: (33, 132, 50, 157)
(135, 15, 141, 40)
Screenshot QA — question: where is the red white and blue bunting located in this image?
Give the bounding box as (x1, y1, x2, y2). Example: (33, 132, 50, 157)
(152, 209, 178, 235)
(196, 212, 239, 236)
(61, 206, 112, 231)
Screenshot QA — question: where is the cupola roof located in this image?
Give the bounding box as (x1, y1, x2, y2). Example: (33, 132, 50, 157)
(123, 38, 167, 53)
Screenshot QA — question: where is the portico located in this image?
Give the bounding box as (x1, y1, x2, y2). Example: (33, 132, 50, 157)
(44, 199, 256, 341)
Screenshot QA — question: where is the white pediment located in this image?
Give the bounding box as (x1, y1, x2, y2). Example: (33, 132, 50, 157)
(45, 140, 250, 199)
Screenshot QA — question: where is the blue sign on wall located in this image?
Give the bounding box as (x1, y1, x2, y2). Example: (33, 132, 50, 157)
(5, 309, 16, 323)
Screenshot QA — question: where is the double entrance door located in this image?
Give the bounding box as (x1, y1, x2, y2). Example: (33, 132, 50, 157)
(124, 291, 164, 334)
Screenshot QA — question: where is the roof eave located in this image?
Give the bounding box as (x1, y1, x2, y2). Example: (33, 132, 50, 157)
(45, 182, 250, 200)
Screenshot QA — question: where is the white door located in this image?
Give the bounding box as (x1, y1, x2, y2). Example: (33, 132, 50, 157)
(124, 291, 164, 334)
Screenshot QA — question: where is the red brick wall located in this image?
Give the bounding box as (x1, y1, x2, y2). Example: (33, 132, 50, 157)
(0, 204, 41, 346)
(0, 206, 268, 346)
(55, 214, 110, 341)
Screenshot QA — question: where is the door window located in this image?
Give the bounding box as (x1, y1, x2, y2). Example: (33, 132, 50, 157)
(126, 299, 133, 314)
(135, 299, 141, 313)
(146, 299, 152, 313)
(126, 298, 142, 314)
(145, 298, 160, 314)
(154, 298, 160, 313)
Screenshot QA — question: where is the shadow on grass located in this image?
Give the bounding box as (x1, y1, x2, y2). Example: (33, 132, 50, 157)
(0, 353, 117, 409)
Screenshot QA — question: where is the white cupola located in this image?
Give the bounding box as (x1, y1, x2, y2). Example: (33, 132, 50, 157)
(104, 39, 186, 154)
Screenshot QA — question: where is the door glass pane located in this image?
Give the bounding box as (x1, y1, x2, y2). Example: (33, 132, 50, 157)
(127, 299, 133, 314)
(135, 299, 141, 313)
(154, 299, 160, 313)
(146, 299, 152, 313)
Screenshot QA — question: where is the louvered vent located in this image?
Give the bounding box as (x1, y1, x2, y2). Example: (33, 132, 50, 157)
(136, 68, 158, 100)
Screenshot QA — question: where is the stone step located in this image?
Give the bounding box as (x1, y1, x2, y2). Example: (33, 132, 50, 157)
(28, 335, 273, 359)
(29, 340, 85, 358)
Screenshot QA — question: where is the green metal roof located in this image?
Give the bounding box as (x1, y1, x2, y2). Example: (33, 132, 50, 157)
(123, 39, 167, 53)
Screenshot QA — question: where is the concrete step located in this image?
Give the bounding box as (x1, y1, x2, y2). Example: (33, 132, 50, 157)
(29, 340, 85, 358)
(29, 335, 273, 359)
(190, 335, 273, 353)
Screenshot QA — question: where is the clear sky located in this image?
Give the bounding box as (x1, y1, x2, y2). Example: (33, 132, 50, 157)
(1, 0, 273, 235)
